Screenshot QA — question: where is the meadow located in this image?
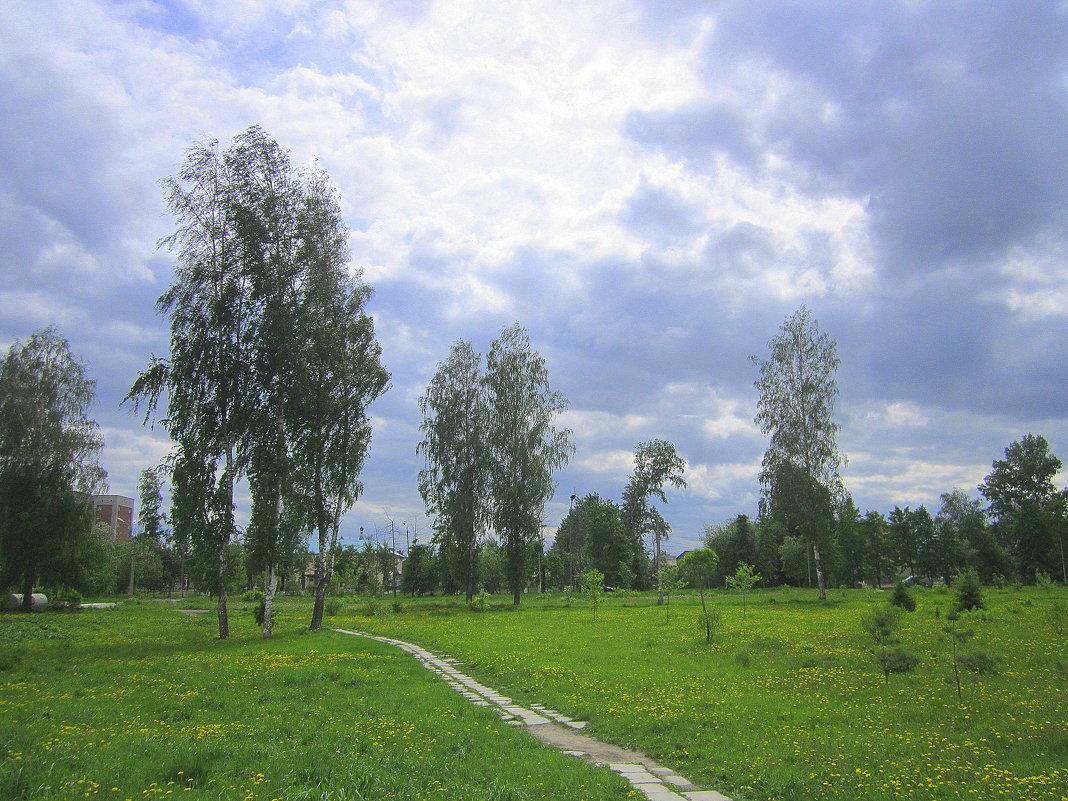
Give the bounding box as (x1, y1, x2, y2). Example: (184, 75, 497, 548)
(0, 586, 1064, 801)
(0, 601, 631, 801)
(345, 585, 1067, 801)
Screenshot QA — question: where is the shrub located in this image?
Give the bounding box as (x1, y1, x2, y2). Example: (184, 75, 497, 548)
(242, 590, 264, 602)
(874, 647, 919, 681)
(391, 600, 403, 614)
(889, 581, 916, 612)
(46, 587, 82, 610)
(325, 599, 343, 617)
(954, 569, 984, 613)
(861, 605, 901, 647)
(254, 600, 265, 625)
(467, 590, 489, 612)
(361, 595, 384, 617)
(1035, 570, 1053, 591)
(959, 649, 1000, 679)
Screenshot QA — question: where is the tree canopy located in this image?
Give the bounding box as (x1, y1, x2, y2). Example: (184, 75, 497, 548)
(0, 328, 107, 608)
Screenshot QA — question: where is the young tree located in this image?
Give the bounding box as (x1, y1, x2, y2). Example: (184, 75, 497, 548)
(621, 439, 687, 599)
(655, 563, 682, 621)
(418, 340, 488, 602)
(0, 328, 107, 608)
(679, 548, 719, 643)
(583, 568, 605, 621)
(726, 562, 761, 616)
(485, 324, 573, 605)
(753, 306, 842, 600)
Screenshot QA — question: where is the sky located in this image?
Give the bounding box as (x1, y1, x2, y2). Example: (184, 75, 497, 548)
(3, 0, 1068, 555)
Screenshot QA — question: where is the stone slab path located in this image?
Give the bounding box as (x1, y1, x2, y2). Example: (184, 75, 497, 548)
(335, 629, 732, 801)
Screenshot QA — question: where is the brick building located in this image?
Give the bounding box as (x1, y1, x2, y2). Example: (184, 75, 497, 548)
(92, 495, 134, 542)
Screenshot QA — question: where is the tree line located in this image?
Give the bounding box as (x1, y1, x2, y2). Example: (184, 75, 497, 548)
(4, 132, 1064, 621)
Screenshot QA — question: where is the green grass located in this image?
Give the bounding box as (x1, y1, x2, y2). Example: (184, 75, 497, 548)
(344, 586, 1068, 801)
(0, 602, 632, 801)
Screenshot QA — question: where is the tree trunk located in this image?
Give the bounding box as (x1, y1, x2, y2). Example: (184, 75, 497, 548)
(655, 531, 663, 605)
(20, 570, 33, 612)
(813, 542, 827, 601)
(513, 586, 521, 606)
(262, 564, 276, 639)
(216, 545, 230, 639)
(309, 549, 327, 630)
(127, 545, 136, 597)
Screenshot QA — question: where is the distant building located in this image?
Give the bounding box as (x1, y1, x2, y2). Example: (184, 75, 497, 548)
(91, 495, 134, 542)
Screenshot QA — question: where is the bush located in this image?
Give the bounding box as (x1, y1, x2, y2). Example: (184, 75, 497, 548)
(324, 599, 343, 617)
(362, 595, 384, 618)
(46, 587, 82, 610)
(874, 647, 919, 681)
(954, 569, 984, 613)
(467, 590, 489, 612)
(242, 590, 264, 602)
(889, 581, 916, 612)
(254, 600, 266, 626)
(1035, 570, 1053, 591)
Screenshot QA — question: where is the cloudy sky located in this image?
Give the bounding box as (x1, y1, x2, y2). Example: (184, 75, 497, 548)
(3, 0, 1068, 553)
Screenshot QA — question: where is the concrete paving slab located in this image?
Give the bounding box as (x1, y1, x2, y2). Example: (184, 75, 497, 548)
(664, 775, 692, 787)
(639, 786, 688, 801)
(683, 792, 732, 801)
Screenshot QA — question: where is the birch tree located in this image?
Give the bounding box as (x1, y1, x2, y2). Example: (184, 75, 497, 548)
(753, 305, 842, 600)
(290, 167, 388, 631)
(418, 340, 488, 602)
(485, 324, 573, 605)
(127, 136, 250, 639)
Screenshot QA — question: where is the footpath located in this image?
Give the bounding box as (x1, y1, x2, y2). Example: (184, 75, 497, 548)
(335, 629, 732, 801)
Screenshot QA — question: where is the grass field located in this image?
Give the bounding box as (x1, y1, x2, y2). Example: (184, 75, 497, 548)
(1, 586, 1065, 801)
(343, 585, 1067, 801)
(0, 601, 631, 801)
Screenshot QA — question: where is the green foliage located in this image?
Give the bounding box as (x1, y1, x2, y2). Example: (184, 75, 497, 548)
(621, 439, 687, 592)
(0, 328, 106, 606)
(44, 586, 82, 610)
(1035, 570, 1053, 590)
(582, 569, 604, 621)
(655, 564, 682, 621)
(874, 646, 919, 681)
(467, 589, 490, 612)
(418, 340, 488, 601)
(725, 563, 762, 615)
(753, 306, 842, 600)
(954, 568, 985, 612)
(889, 581, 916, 612)
(484, 324, 573, 605)
(861, 604, 902, 648)
(242, 590, 264, 602)
(678, 548, 719, 591)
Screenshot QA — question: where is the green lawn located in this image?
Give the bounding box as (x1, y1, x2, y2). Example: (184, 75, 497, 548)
(2, 587, 1065, 801)
(343, 585, 1067, 801)
(0, 601, 631, 801)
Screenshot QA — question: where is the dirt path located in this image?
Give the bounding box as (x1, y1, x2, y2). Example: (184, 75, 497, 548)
(334, 629, 731, 801)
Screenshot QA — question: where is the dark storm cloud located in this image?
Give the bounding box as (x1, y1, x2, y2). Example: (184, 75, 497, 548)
(630, 0, 1068, 275)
